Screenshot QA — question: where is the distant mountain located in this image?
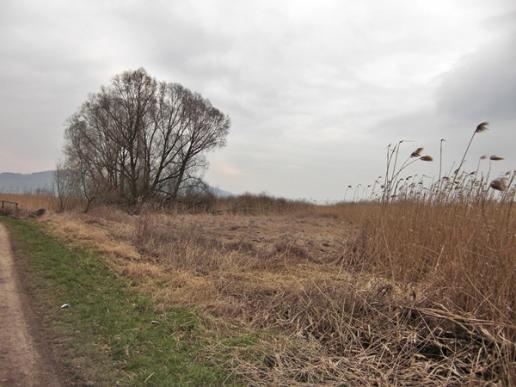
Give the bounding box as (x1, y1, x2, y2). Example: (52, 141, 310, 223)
(0, 171, 55, 193)
(0, 170, 233, 197)
(209, 186, 233, 198)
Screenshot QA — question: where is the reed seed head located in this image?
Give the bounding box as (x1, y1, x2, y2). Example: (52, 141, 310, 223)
(475, 122, 489, 133)
(411, 147, 424, 158)
(490, 178, 507, 191)
(489, 155, 504, 161)
(420, 155, 433, 161)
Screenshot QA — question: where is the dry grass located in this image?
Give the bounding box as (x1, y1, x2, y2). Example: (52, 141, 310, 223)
(319, 201, 515, 322)
(152, 192, 315, 215)
(0, 193, 58, 211)
(37, 198, 515, 385)
(213, 194, 313, 215)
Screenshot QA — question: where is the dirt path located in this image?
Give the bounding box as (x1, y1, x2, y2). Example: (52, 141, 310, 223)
(0, 224, 60, 387)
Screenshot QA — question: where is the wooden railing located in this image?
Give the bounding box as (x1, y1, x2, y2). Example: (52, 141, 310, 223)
(0, 200, 19, 211)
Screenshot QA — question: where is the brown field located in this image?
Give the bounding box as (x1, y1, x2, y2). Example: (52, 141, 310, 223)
(34, 197, 515, 386)
(0, 193, 58, 211)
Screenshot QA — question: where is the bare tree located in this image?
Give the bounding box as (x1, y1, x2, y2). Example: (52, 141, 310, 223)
(55, 161, 76, 212)
(63, 68, 230, 209)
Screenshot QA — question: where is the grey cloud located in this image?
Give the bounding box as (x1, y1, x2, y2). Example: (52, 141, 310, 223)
(437, 34, 516, 123)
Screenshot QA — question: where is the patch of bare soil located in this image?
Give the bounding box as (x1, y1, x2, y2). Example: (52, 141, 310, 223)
(0, 224, 60, 387)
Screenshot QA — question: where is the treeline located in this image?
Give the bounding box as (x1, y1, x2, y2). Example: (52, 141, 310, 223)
(58, 68, 230, 211)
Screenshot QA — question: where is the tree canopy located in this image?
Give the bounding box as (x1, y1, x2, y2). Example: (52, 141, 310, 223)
(62, 68, 230, 209)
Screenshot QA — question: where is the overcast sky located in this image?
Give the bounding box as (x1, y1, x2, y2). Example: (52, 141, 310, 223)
(1, 0, 514, 201)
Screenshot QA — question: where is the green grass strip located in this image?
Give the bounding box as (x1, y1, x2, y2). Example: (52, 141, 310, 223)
(2, 217, 233, 386)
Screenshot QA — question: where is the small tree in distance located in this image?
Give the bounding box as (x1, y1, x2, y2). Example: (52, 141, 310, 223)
(62, 68, 230, 211)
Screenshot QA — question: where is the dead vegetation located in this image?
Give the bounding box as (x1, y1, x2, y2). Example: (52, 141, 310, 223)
(0, 193, 57, 211)
(41, 196, 515, 385)
(6, 122, 514, 385)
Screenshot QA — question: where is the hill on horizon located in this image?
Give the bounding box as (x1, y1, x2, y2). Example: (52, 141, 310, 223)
(0, 171, 54, 193)
(0, 170, 232, 197)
